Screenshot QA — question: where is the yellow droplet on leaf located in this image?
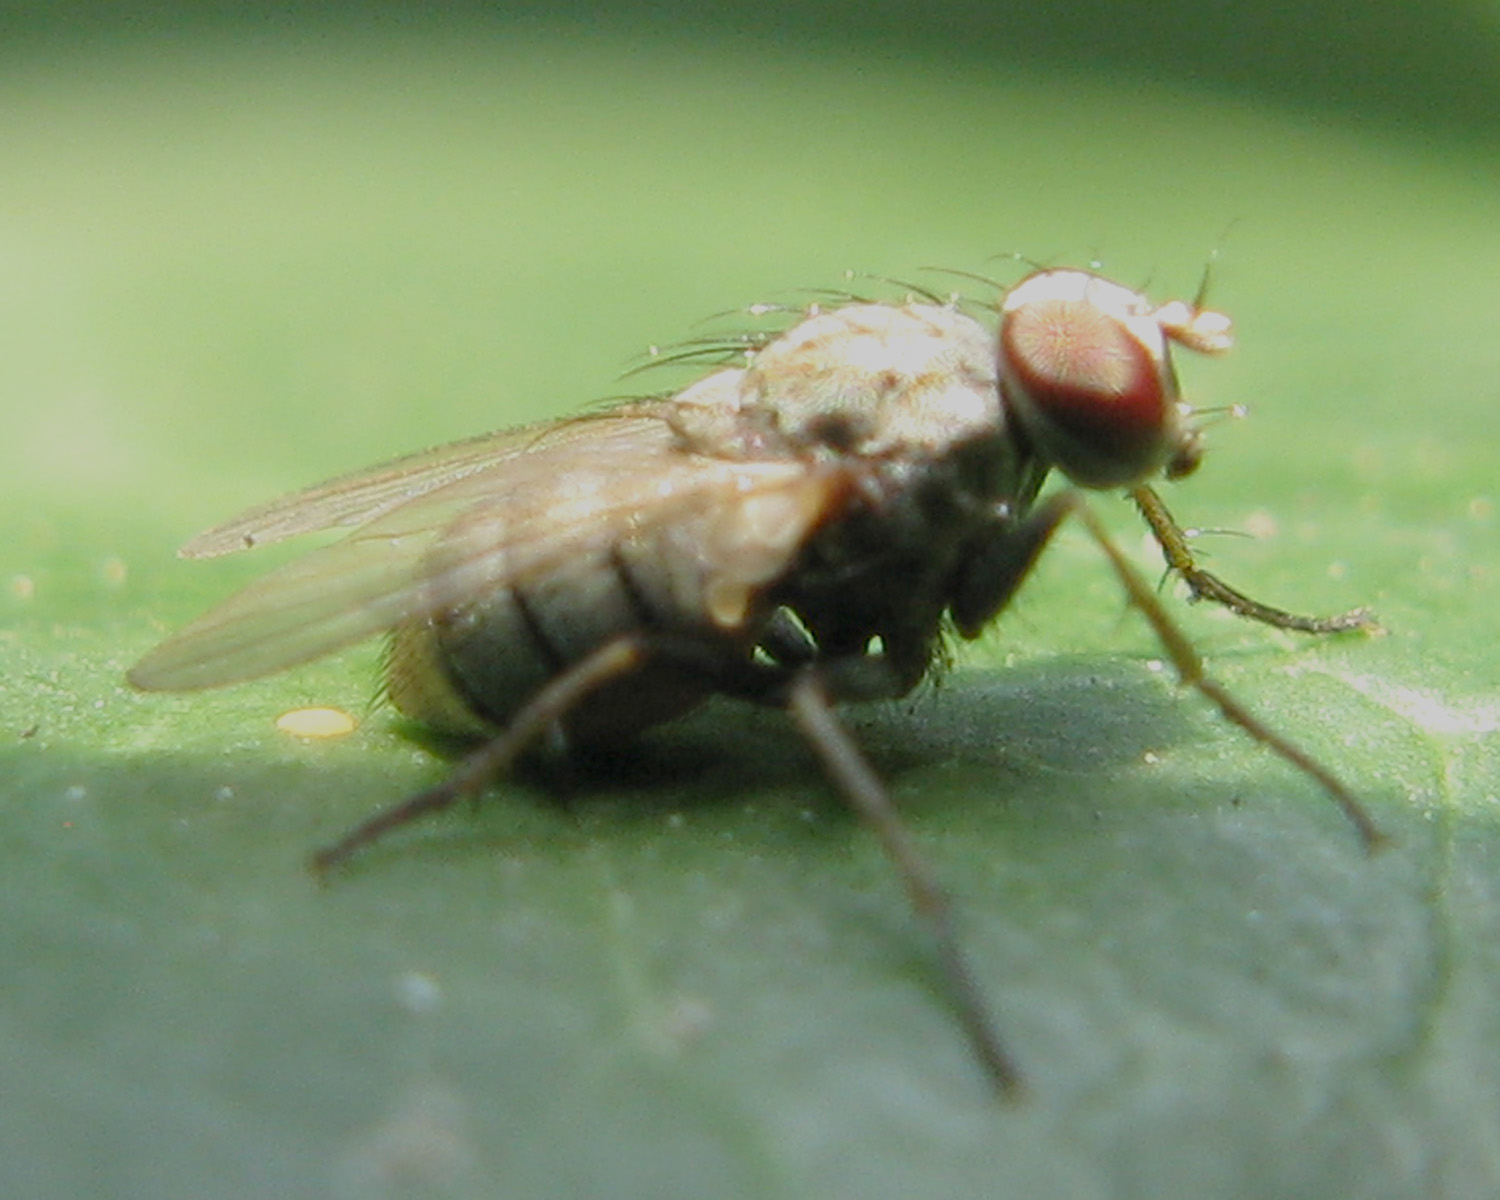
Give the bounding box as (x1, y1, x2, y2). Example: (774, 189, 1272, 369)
(275, 707, 357, 739)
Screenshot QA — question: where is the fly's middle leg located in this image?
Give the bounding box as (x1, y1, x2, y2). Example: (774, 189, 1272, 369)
(785, 668, 1025, 1098)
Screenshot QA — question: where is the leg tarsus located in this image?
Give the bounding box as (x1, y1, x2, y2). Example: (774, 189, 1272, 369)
(1131, 485, 1379, 635)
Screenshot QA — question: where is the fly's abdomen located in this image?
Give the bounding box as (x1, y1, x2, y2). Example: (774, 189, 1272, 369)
(385, 525, 758, 744)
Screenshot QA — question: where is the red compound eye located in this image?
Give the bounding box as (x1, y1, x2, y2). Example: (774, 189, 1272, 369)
(1000, 269, 1203, 489)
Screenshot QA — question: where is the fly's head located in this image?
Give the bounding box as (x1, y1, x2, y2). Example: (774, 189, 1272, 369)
(997, 269, 1233, 490)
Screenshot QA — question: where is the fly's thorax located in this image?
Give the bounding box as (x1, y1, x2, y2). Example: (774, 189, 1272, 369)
(735, 303, 1004, 459)
(661, 368, 778, 460)
(771, 443, 1031, 672)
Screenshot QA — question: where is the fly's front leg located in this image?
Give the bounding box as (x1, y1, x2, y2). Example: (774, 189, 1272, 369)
(957, 490, 1383, 848)
(311, 638, 649, 875)
(1069, 496, 1387, 851)
(785, 668, 1024, 1098)
(1131, 485, 1378, 634)
(949, 492, 1078, 638)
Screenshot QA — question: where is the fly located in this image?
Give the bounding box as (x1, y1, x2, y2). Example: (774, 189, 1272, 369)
(129, 266, 1381, 1096)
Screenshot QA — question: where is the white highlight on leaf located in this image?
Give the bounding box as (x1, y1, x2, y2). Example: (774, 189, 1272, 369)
(1335, 673, 1500, 736)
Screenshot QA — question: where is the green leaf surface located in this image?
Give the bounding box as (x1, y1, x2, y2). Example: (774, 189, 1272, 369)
(4, 15, 1499, 1200)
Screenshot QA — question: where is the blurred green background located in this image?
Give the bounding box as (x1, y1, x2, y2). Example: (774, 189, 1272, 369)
(3, 4, 1499, 1198)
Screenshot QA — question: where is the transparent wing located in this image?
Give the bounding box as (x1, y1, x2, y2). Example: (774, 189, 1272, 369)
(179, 406, 670, 559)
(130, 412, 837, 692)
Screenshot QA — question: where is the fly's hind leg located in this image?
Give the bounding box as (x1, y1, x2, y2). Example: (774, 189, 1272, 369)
(785, 668, 1025, 1098)
(311, 638, 648, 875)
